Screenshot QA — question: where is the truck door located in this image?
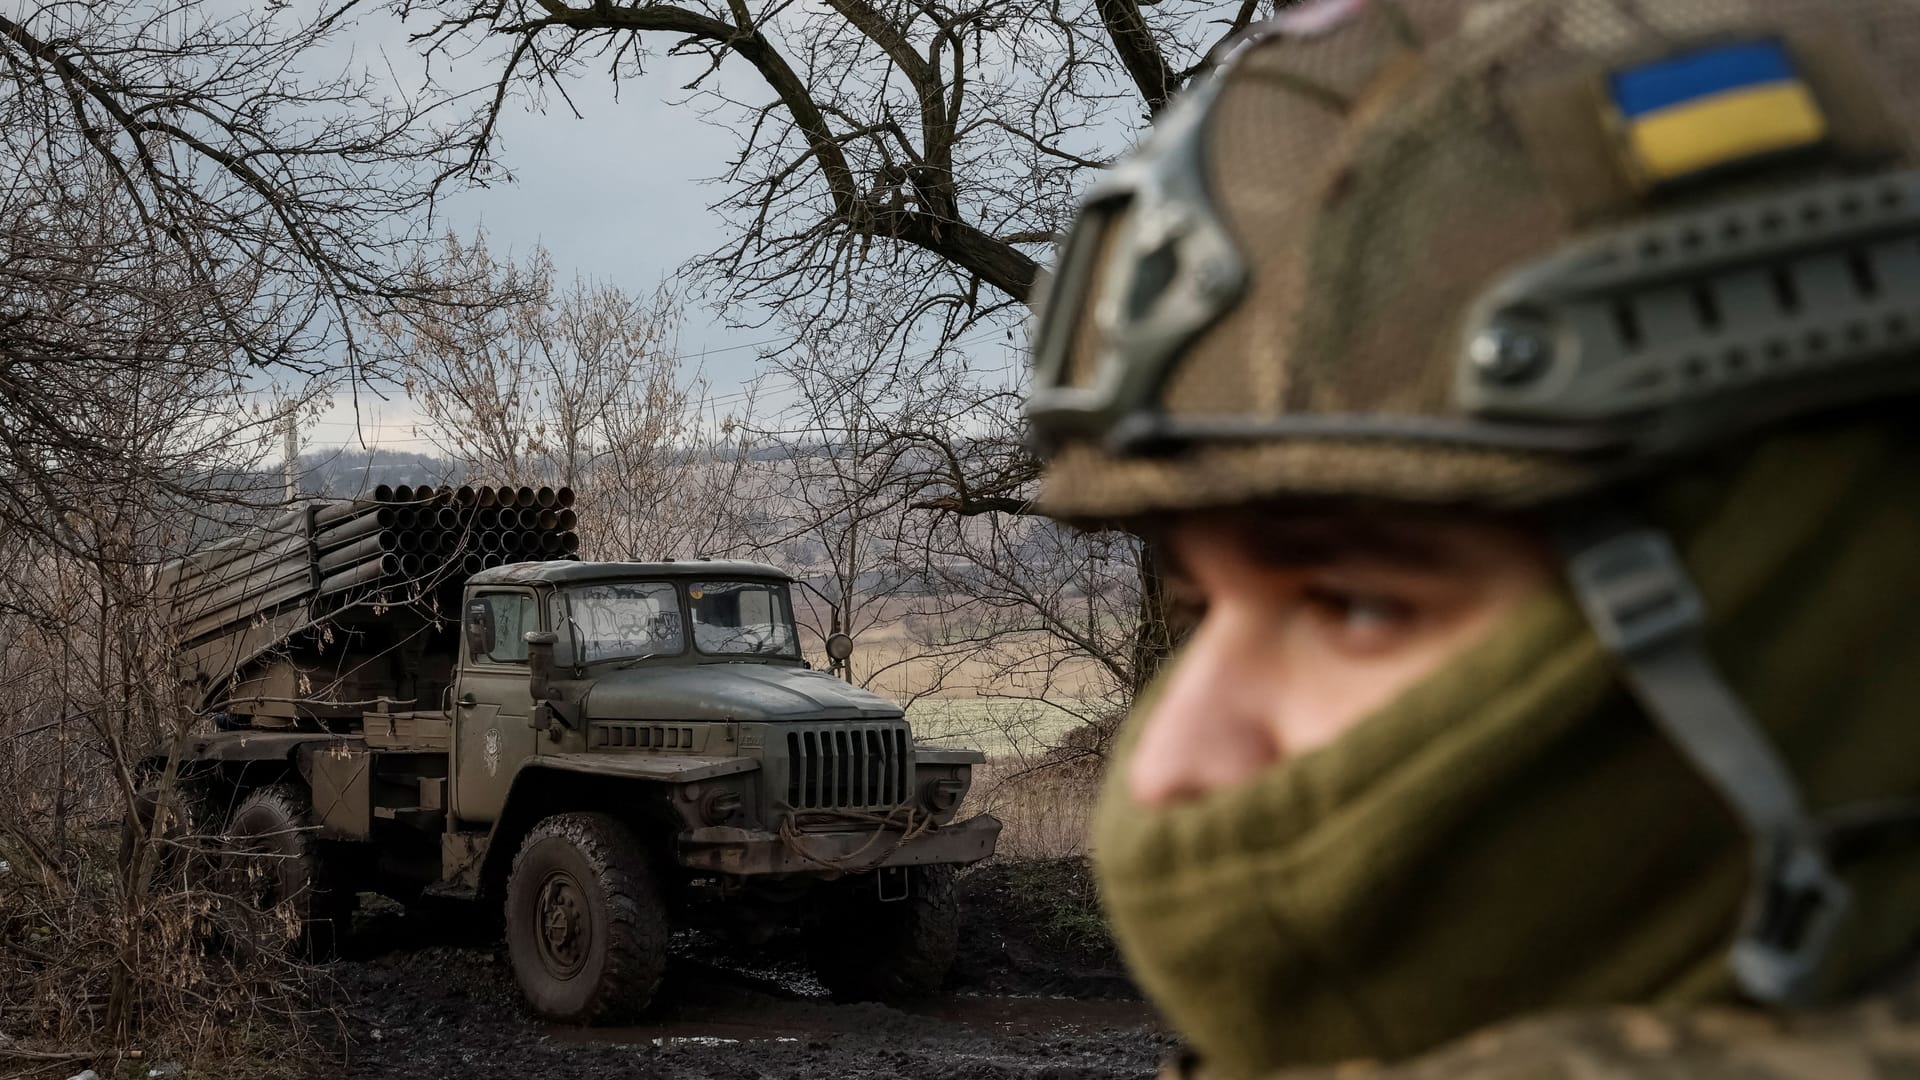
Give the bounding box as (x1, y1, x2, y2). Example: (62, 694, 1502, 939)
(452, 588, 540, 825)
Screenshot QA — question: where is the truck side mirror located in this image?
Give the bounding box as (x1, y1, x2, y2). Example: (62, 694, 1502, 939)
(525, 630, 559, 704)
(557, 617, 583, 675)
(825, 632, 854, 664)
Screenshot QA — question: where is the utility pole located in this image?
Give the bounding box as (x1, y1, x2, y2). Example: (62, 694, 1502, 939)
(282, 410, 299, 502)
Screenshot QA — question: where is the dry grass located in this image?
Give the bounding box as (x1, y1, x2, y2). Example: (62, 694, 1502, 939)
(815, 597, 1116, 708)
(956, 707, 1122, 859)
(965, 756, 1105, 858)
(906, 692, 1122, 859)
(909, 697, 1099, 758)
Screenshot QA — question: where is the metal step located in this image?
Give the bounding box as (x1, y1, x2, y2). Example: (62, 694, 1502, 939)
(373, 805, 445, 831)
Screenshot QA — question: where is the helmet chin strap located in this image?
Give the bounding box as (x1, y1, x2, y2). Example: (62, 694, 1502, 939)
(1555, 511, 1850, 1005)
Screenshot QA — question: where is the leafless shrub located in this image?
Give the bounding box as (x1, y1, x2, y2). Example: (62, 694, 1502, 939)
(0, 0, 502, 1064)
(0, 399, 333, 1071)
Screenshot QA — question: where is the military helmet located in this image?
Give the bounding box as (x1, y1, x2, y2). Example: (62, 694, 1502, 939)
(1029, 0, 1920, 1011)
(1029, 0, 1920, 520)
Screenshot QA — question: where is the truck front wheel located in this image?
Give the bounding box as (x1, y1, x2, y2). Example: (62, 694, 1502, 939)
(505, 813, 667, 1024)
(807, 865, 960, 1002)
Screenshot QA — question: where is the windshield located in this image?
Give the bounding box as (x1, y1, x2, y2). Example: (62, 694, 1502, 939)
(689, 580, 800, 657)
(556, 582, 685, 663)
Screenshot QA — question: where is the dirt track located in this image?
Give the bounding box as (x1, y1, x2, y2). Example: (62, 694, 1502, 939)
(330, 863, 1174, 1080)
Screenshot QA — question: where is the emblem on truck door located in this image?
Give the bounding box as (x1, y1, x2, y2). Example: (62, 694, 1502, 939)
(485, 727, 502, 777)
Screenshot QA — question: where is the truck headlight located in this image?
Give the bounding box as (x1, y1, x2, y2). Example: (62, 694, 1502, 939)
(701, 790, 743, 824)
(922, 775, 967, 812)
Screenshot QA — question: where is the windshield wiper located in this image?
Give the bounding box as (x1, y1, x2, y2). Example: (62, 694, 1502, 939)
(606, 651, 663, 671)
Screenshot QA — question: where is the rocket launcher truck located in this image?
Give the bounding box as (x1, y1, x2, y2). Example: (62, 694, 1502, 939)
(143, 484, 999, 1021)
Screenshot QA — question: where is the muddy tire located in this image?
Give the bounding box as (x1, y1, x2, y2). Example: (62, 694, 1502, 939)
(808, 865, 960, 1002)
(505, 813, 667, 1024)
(215, 783, 353, 958)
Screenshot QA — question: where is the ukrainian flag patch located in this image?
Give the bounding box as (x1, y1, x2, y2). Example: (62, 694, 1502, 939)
(1608, 39, 1827, 185)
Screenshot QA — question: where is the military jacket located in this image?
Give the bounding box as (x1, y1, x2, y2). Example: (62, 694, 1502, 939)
(1161, 987, 1920, 1080)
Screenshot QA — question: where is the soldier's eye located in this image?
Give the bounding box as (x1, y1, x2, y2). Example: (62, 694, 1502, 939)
(1301, 586, 1416, 651)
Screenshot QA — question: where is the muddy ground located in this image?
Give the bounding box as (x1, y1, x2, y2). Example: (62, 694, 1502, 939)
(328, 860, 1175, 1080)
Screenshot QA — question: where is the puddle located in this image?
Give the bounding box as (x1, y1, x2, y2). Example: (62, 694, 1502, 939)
(913, 994, 1160, 1035)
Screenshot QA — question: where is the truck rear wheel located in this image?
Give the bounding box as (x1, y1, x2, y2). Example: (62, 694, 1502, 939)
(215, 783, 353, 958)
(808, 865, 960, 1002)
(505, 813, 667, 1024)
(119, 778, 210, 889)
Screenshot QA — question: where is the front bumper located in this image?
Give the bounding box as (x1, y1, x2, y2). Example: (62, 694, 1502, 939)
(677, 813, 1002, 876)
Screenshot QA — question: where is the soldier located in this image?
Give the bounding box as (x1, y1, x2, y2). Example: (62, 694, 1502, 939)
(1025, 1, 1920, 1076)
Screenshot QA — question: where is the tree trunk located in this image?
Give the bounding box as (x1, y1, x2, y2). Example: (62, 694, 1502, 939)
(1129, 542, 1179, 700)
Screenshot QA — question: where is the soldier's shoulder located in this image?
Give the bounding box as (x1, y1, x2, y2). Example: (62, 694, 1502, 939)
(1167, 983, 1920, 1080)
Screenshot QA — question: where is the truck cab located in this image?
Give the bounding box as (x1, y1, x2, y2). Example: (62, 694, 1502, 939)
(442, 561, 995, 873)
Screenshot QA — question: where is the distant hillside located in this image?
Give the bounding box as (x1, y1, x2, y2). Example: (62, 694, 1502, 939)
(296, 447, 464, 497)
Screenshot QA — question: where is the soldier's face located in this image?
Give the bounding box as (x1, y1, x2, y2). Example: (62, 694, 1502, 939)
(1129, 512, 1553, 807)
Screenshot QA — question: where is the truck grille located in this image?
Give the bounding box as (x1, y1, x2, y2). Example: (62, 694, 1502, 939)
(785, 724, 911, 811)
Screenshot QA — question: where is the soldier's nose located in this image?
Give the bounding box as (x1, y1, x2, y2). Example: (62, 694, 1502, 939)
(1126, 616, 1285, 807)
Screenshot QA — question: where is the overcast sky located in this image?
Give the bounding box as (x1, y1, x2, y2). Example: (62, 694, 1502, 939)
(309, 11, 790, 451)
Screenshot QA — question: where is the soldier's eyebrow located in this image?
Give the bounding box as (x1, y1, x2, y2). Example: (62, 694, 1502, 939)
(1145, 511, 1505, 582)
(1231, 517, 1455, 571)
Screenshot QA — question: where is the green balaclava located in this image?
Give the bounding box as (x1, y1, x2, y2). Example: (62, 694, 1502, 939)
(1093, 420, 1920, 1078)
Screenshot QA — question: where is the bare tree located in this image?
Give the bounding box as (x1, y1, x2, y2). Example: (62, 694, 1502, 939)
(371, 232, 760, 560)
(902, 503, 1154, 740)
(397, 0, 1267, 346)
(737, 315, 1148, 721)
(741, 328, 941, 687)
(0, 0, 503, 555)
(0, 0, 477, 352)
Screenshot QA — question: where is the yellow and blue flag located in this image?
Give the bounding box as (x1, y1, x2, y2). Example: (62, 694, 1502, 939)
(1608, 39, 1827, 185)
